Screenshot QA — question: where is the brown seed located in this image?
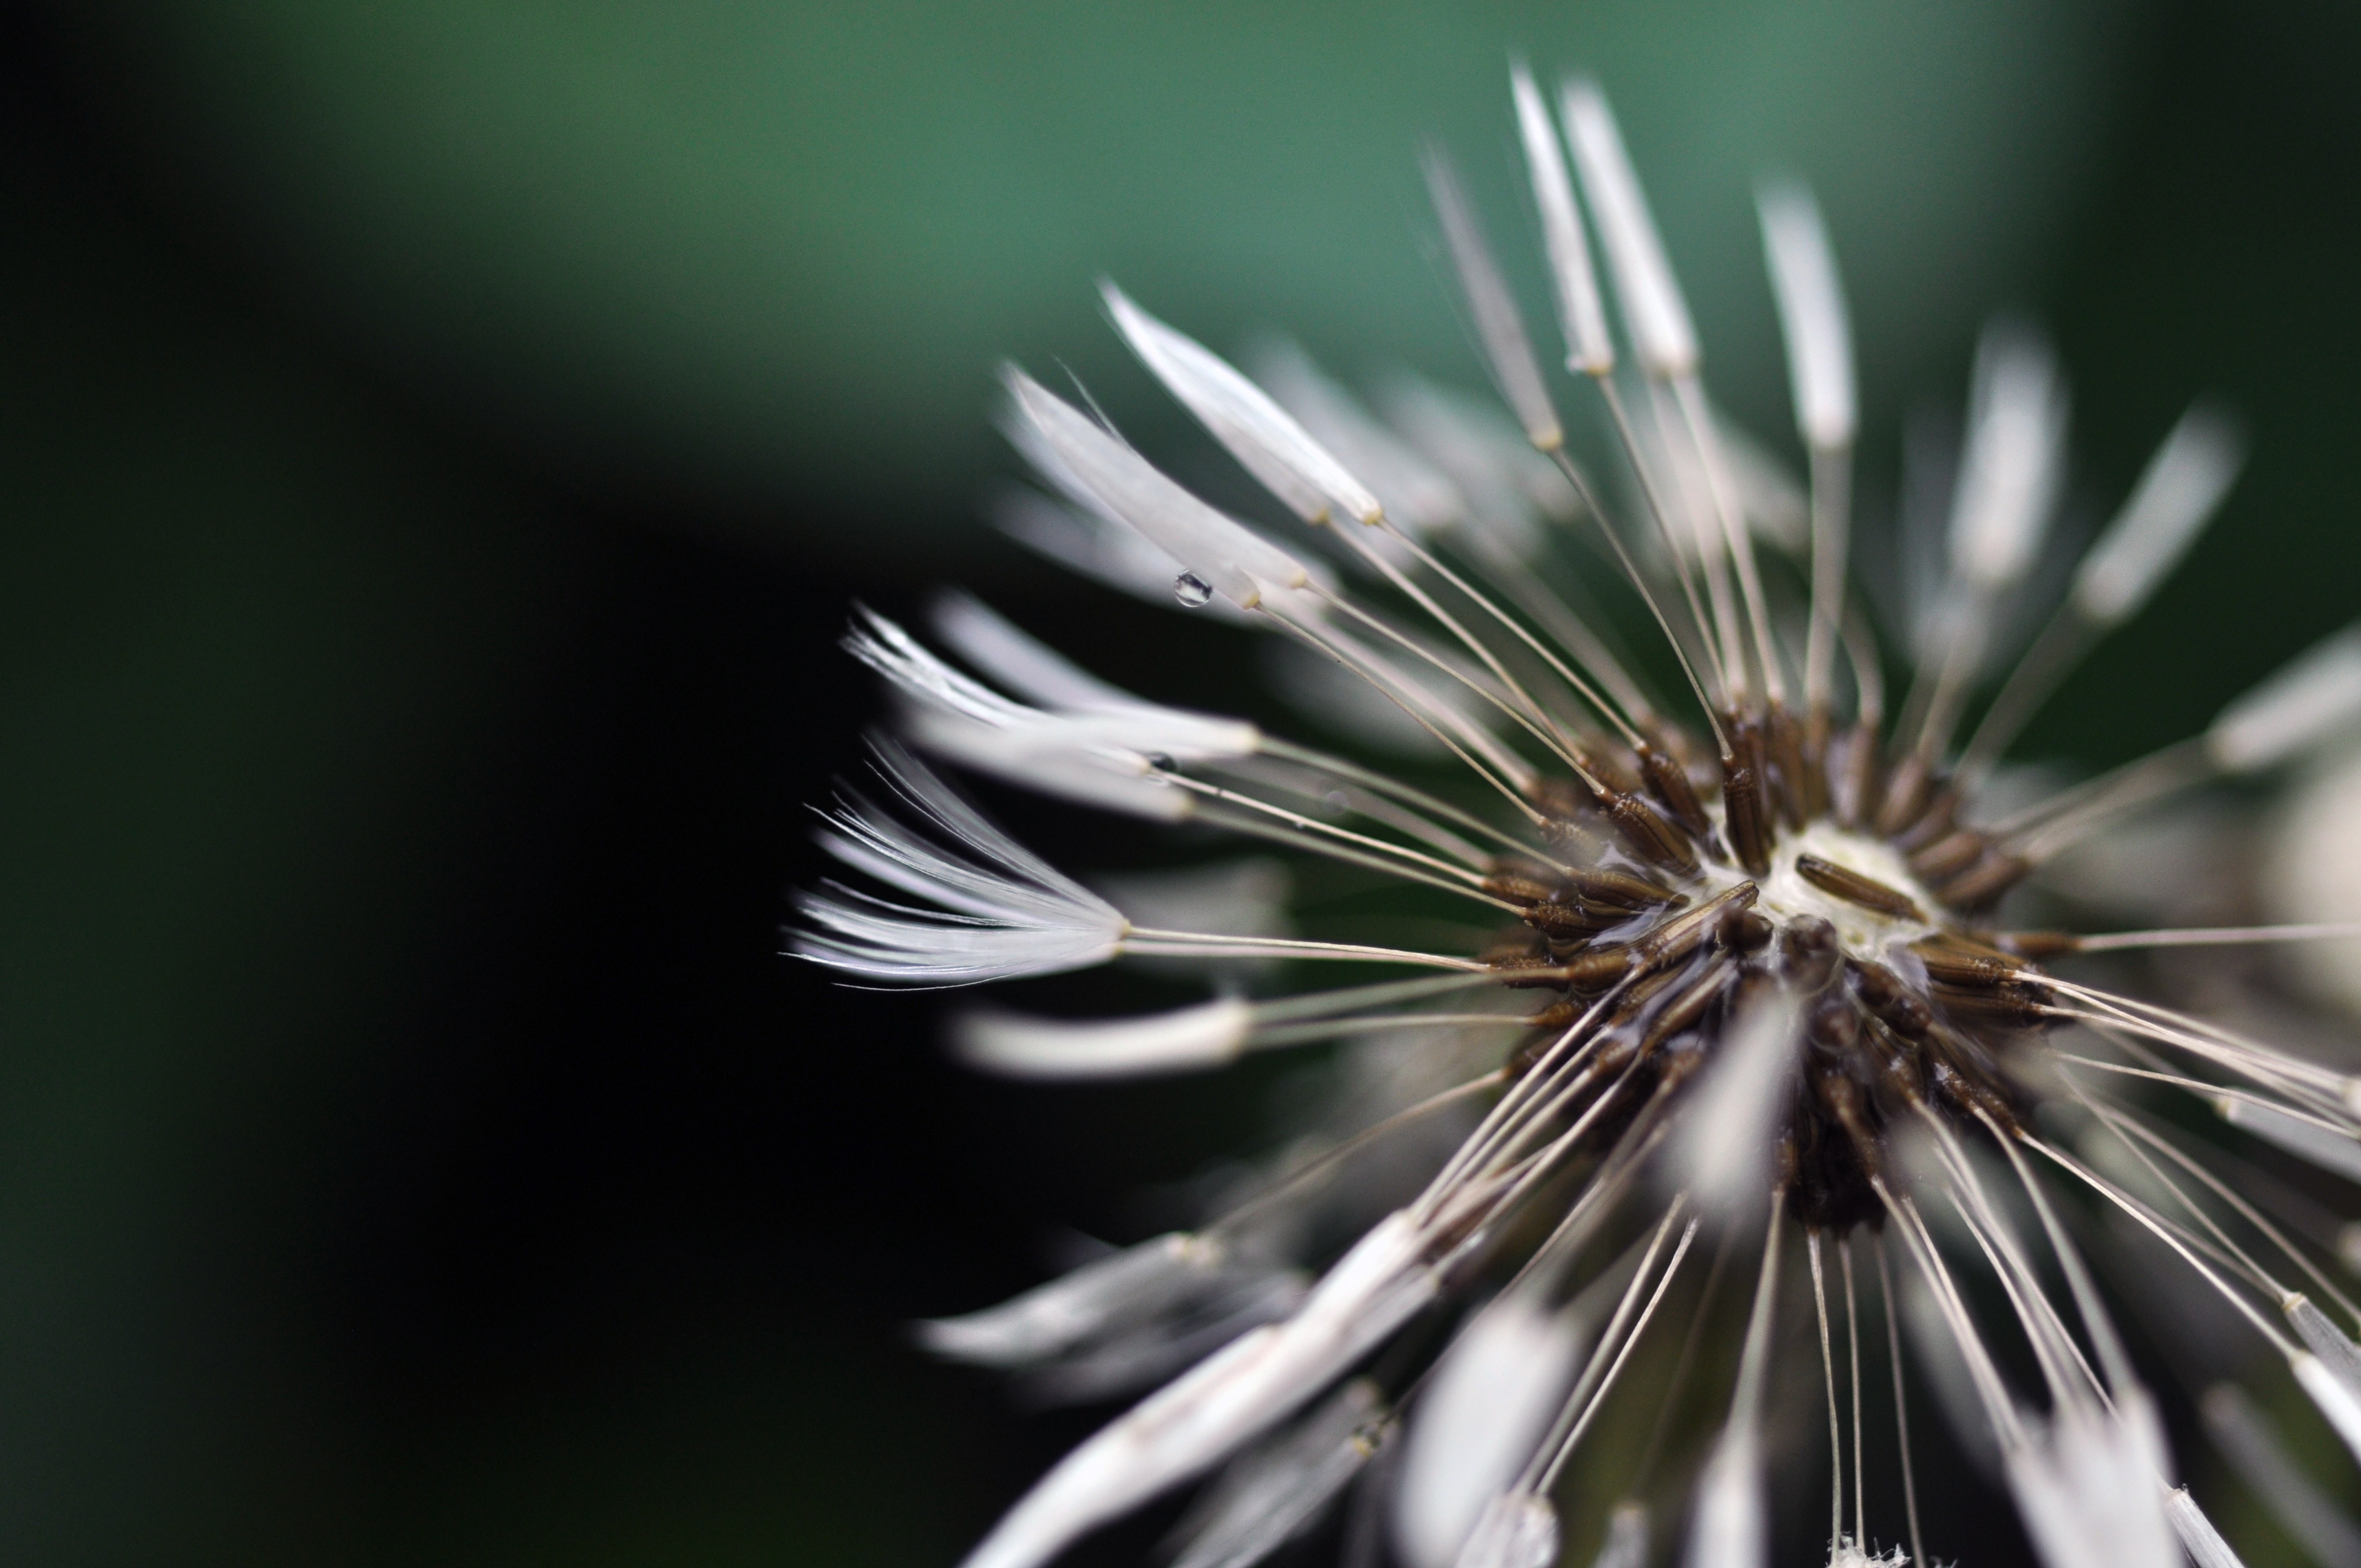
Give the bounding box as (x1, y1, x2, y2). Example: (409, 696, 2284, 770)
(1483, 872, 1564, 906)
(1794, 854, 1925, 921)
(1603, 788, 1701, 874)
(1799, 708, 1833, 821)
(1807, 994, 1860, 1051)
(1848, 960, 1932, 1037)
(1874, 751, 1932, 837)
(1639, 883, 1760, 969)
(1779, 913, 1841, 990)
(1768, 705, 1811, 831)
(1830, 719, 1882, 831)
(1936, 850, 2032, 910)
(1927, 979, 2052, 1031)
(1520, 901, 1622, 941)
(1721, 749, 1772, 876)
(1566, 868, 1685, 910)
(1891, 786, 1960, 852)
(1907, 828, 1986, 883)
(1722, 908, 1775, 953)
(1487, 954, 1569, 988)
(1990, 929, 2081, 960)
(1638, 741, 1712, 837)
(1909, 934, 2032, 989)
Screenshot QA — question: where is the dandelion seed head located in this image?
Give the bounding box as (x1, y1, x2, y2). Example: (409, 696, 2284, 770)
(791, 59, 2361, 1568)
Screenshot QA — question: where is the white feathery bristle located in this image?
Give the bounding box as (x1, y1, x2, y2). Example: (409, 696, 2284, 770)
(919, 1229, 1232, 1366)
(1682, 1430, 1765, 1568)
(2292, 1350, 2361, 1466)
(2263, 748, 2361, 1023)
(1589, 1502, 1649, 1568)
(2207, 625, 2361, 773)
(1946, 321, 2068, 590)
(2070, 402, 2246, 627)
(991, 488, 1255, 625)
(957, 1210, 1438, 1568)
(1394, 1299, 1583, 1568)
(848, 604, 1038, 729)
(1003, 367, 1313, 608)
(952, 998, 1257, 1079)
(2002, 1393, 2178, 1568)
(930, 591, 1146, 711)
(1252, 341, 1468, 537)
(1559, 79, 1698, 379)
(2286, 1295, 2361, 1395)
(1826, 1542, 1908, 1568)
(1510, 62, 1612, 376)
(1022, 1265, 1310, 1409)
(1420, 146, 1563, 451)
(1757, 181, 1856, 450)
(2201, 1383, 2361, 1568)
(844, 610, 1242, 819)
(908, 709, 1196, 821)
(1451, 1491, 1559, 1568)
(922, 595, 1266, 755)
(795, 744, 1129, 987)
(1666, 992, 1801, 1218)
(2164, 1488, 2253, 1568)
(1169, 1379, 1389, 1568)
(1103, 282, 1384, 527)
(2217, 1096, 2361, 1185)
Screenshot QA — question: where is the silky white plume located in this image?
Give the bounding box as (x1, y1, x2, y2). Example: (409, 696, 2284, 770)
(1105, 282, 1383, 527)
(1559, 79, 1697, 378)
(1757, 181, 1855, 450)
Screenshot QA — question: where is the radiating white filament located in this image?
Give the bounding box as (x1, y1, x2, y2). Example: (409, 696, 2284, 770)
(1421, 145, 1563, 451)
(2217, 1097, 2361, 1185)
(1004, 367, 1313, 608)
(1510, 62, 1612, 375)
(2071, 402, 2245, 627)
(920, 1230, 1238, 1366)
(1394, 1298, 1582, 1568)
(1947, 322, 2068, 591)
(953, 998, 1257, 1079)
(1253, 342, 1467, 536)
(1452, 1491, 1558, 1568)
(796, 744, 1129, 986)
(957, 1211, 1439, 1568)
(2206, 624, 2361, 773)
(1757, 181, 1855, 450)
(1168, 1379, 1390, 1568)
(1559, 79, 1697, 378)
(2164, 1489, 2254, 1568)
(1105, 282, 1384, 526)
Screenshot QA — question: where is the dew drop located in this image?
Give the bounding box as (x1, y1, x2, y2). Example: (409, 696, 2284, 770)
(1172, 571, 1214, 608)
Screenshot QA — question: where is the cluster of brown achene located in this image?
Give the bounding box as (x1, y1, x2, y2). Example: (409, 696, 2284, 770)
(1477, 715, 2064, 1232)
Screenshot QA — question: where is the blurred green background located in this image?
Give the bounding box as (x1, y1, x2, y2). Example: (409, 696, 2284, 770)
(4, 1, 2360, 1564)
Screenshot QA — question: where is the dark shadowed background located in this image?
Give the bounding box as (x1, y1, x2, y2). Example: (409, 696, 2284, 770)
(3, 1, 2359, 1563)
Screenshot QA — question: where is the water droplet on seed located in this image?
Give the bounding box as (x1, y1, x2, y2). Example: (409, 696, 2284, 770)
(1172, 571, 1214, 608)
